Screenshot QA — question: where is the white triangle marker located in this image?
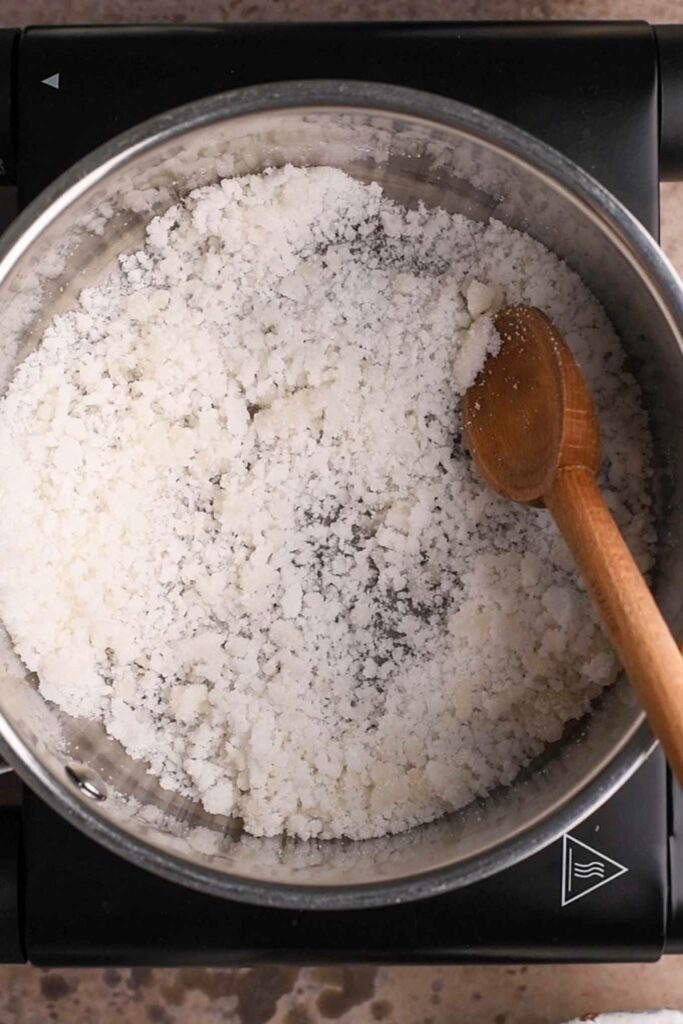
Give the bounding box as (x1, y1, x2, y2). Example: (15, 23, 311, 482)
(41, 73, 60, 90)
(561, 834, 628, 907)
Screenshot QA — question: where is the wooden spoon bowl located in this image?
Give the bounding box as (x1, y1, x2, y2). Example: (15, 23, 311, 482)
(463, 306, 600, 505)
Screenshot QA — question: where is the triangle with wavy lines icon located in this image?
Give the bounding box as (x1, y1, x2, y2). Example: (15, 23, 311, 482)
(561, 834, 628, 906)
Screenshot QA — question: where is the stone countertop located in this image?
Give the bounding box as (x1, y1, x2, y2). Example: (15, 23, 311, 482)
(4, 960, 683, 1023)
(2, 1, 683, 1021)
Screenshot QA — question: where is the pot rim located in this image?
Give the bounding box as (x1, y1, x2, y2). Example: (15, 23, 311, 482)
(0, 79, 675, 909)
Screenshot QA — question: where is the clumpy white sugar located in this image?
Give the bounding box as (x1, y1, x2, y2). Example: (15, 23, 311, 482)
(0, 166, 654, 839)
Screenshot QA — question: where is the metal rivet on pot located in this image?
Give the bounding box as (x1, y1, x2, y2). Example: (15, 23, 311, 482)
(65, 764, 108, 802)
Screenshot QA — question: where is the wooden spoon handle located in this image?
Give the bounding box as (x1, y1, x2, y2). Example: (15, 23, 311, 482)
(544, 466, 683, 785)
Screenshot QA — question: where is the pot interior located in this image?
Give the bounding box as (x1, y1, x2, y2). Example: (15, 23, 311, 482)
(0, 88, 680, 906)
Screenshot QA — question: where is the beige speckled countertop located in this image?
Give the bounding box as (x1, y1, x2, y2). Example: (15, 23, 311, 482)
(3, 1, 683, 1021)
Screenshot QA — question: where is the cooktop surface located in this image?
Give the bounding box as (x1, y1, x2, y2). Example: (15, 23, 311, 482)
(0, 21, 681, 966)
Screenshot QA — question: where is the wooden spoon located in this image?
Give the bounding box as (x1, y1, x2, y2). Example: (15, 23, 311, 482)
(463, 304, 683, 783)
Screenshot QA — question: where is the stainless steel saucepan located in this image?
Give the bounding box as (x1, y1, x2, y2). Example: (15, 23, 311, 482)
(0, 81, 681, 909)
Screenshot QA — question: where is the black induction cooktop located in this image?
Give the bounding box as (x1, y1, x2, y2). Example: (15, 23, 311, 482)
(1, 20, 683, 966)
